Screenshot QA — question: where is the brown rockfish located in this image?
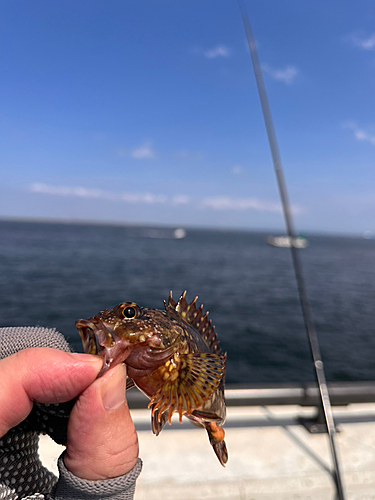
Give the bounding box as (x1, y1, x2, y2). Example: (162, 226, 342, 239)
(75, 291, 228, 466)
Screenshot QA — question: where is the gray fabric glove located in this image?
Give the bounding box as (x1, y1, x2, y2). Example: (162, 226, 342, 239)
(0, 327, 142, 500)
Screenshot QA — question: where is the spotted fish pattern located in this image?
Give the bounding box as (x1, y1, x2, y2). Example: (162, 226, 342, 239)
(76, 291, 228, 466)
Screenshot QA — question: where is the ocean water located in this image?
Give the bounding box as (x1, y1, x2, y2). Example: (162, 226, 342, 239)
(1, 219, 375, 385)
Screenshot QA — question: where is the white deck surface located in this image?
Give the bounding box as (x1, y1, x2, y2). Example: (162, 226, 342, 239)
(39, 403, 375, 500)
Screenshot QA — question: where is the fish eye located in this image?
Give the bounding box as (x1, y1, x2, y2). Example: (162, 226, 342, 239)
(123, 306, 137, 319)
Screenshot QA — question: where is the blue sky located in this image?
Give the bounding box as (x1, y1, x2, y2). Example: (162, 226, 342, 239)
(1, 0, 375, 234)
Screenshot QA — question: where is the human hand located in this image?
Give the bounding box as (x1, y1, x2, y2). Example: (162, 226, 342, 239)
(0, 347, 139, 481)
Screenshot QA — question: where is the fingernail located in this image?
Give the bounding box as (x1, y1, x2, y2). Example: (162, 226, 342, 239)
(69, 353, 104, 368)
(101, 364, 127, 411)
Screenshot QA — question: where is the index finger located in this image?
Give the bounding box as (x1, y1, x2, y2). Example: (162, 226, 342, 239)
(0, 348, 103, 437)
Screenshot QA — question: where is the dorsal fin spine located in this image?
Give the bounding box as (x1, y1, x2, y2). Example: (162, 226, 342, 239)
(165, 291, 222, 355)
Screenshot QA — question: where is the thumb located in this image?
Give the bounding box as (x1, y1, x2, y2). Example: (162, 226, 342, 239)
(64, 363, 139, 480)
(0, 348, 103, 437)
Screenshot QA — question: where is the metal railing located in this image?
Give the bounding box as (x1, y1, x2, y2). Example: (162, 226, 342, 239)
(127, 381, 375, 409)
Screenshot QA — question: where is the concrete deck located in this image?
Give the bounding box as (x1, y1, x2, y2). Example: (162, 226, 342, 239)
(39, 403, 375, 500)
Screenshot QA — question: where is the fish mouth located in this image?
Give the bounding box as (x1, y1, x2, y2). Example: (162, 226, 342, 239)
(75, 318, 111, 356)
(75, 318, 133, 375)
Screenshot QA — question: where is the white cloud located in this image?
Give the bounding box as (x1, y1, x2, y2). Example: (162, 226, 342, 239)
(201, 196, 283, 213)
(31, 183, 167, 204)
(354, 129, 375, 145)
(348, 33, 375, 51)
(120, 193, 167, 204)
(262, 64, 298, 84)
(203, 45, 231, 59)
(131, 144, 156, 159)
(341, 121, 375, 146)
(172, 195, 190, 205)
(32, 183, 105, 199)
(30, 183, 296, 214)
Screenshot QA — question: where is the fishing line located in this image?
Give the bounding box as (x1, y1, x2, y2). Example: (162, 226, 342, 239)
(238, 2, 345, 498)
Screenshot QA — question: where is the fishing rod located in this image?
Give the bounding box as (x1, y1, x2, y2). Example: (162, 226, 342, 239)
(238, 2, 345, 498)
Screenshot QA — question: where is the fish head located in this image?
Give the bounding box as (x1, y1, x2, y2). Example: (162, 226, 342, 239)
(76, 302, 181, 374)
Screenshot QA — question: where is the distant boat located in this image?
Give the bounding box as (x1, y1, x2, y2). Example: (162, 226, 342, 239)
(173, 228, 186, 239)
(132, 227, 186, 239)
(267, 235, 308, 249)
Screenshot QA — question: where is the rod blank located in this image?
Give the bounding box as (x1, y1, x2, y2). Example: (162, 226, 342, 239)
(238, 2, 345, 498)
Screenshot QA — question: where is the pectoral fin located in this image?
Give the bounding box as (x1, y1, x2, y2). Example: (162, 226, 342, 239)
(150, 404, 169, 436)
(149, 352, 226, 424)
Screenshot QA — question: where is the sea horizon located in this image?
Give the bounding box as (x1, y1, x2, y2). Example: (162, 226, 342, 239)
(0, 215, 369, 240)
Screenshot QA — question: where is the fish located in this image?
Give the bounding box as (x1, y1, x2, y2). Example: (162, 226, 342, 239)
(75, 291, 228, 466)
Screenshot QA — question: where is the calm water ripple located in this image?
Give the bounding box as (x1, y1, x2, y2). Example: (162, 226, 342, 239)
(1, 220, 375, 384)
